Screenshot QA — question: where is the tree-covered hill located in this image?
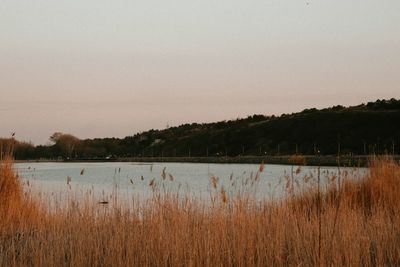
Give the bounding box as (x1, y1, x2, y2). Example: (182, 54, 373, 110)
(3, 98, 400, 160)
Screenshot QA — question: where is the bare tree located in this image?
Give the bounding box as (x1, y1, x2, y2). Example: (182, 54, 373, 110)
(50, 132, 80, 159)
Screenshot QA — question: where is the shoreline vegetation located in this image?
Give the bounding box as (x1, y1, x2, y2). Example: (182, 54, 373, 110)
(1, 155, 399, 266)
(15, 155, 400, 167)
(2, 99, 400, 161)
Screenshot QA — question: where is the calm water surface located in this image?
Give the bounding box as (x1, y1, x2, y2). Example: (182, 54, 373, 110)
(15, 162, 366, 205)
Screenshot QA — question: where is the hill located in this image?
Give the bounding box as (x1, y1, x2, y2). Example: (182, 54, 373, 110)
(4, 98, 400, 160)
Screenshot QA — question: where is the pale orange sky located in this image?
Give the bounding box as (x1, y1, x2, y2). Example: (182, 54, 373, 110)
(1, 0, 400, 144)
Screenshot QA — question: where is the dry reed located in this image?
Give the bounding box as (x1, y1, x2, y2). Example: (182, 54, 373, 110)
(0, 157, 399, 266)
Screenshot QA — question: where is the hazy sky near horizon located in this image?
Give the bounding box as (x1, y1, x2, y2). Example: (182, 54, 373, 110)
(1, 0, 400, 144)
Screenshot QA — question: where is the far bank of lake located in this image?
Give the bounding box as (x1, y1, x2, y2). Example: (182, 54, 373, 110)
(17, 155, 400, 167)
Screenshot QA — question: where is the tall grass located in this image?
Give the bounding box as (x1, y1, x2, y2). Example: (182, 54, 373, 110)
(0, 157, 43, 230)
(0, 157, 399, 266)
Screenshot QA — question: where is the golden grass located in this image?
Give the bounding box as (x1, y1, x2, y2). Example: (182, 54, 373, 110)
(1, 157, 400, 266)
(0, 157, 44, 230)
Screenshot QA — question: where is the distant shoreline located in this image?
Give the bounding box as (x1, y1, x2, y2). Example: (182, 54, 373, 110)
(14, 155, 400, 167)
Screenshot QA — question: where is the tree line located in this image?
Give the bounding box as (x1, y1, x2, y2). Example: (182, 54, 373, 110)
(2, 99, 400, 160)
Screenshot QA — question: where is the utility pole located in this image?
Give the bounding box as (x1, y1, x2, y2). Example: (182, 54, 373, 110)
(206, 147, 209, 157)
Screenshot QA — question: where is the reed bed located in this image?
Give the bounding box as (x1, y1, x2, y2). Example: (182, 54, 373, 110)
(0, 157, 399, 266)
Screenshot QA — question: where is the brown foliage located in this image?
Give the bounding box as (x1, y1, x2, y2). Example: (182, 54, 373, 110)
(0, 157, 399, 266)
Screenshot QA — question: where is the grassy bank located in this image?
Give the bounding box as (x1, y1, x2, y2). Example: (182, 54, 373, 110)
(1, 157, 399, 266)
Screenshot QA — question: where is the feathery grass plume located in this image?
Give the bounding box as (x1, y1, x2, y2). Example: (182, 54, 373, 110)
(285, 179, 291, 190)
(161, 167, 167, 180)
(80, 169, 85, 175)
(210, 175, 218, 189)
(168, 173, 174, 181)
(303, 174, 312, 183)
(66, 176, 72, 189)
(259, 162, 265, 173)
(220, 186, 228, 203)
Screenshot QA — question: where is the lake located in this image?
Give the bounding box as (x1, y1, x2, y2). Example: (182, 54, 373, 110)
(15, 162, 366, 207)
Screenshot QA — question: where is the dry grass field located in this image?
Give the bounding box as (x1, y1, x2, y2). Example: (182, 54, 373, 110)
(1, 156, 399, 266)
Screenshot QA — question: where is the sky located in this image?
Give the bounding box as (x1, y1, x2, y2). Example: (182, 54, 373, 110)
(1, 0, 399, 144)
